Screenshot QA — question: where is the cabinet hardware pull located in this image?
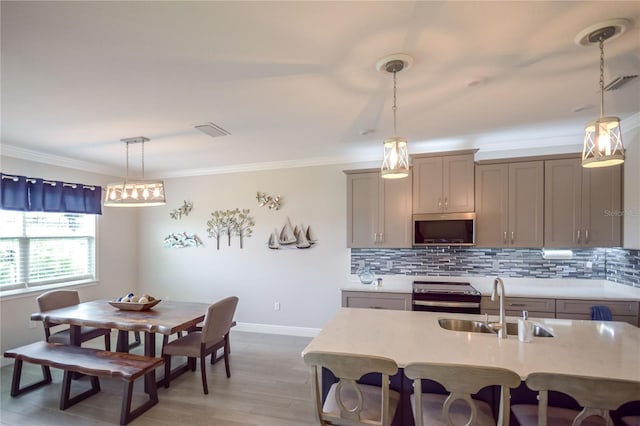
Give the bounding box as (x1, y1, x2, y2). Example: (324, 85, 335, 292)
(379, 233, 384, 242)
(585, 229, 589, 243)
(444, 198, 448, 209)
(509, 303, 526, 307)
(577, 229, 581, 243)
(503, 231, 507, 244)
(438, 198, 442, 208)
(510, 231, 514, 244)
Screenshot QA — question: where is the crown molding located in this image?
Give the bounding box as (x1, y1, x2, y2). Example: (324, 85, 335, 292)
(622, 111, 640, 132)
(1, 144, 121, 177)
(161, 155, 353, 178)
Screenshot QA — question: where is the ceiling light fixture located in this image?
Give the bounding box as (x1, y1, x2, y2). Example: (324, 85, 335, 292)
(377, 53, 413, 179)
(576, 19, 629, 168)
(104, 137, 166, 207)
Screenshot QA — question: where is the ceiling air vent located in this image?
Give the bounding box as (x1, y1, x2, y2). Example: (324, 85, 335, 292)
(194, 122, 230, 138)
(604, 75, 638, 91)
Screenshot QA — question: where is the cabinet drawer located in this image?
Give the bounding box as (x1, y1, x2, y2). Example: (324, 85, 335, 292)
(482, 296, 555, 314)
(557, 312, 638, 327)
(341, 291, 411, 311)
(556, 299, 639, 317)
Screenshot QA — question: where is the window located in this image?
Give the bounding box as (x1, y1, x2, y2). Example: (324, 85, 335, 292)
(0, 210, 96, 293)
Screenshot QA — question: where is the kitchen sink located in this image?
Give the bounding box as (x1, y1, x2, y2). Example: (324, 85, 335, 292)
(437, 318, 495, 334)
(438, 318, 554, 337)
(505, 322, 554, 337)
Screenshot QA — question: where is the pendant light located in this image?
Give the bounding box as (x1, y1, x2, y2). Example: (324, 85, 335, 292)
(377, 53, 413, 179)
(104, 137, 166, 207)
(577, 20, 629, 168)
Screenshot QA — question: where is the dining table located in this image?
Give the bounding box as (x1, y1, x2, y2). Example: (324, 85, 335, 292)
(30, 299, 210, 386)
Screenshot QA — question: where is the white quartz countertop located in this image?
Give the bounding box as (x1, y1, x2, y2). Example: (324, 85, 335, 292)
(342, 276, 640, 301)
(302, 308, 640, 382)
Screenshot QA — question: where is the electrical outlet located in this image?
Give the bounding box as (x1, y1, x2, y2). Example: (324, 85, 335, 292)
(386, 260, 393, 269)
(357, 260, 365, 268)
(492, 260, 500, 270)
(29, 320, 39, 329)
(274, 302, 281, 311)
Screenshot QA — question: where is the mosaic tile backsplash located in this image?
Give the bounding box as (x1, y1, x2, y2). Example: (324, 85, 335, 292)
(351, 247, 640, 288)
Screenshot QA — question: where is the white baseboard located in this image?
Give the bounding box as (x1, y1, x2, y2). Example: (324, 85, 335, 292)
(233, 322, 321, 337)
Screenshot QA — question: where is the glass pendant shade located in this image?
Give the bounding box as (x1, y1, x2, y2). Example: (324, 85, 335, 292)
(582, 116, 624, 168)
(381, 136, 409, 179)
(103, 136, 166, 207)
(104, 181, 166, 207)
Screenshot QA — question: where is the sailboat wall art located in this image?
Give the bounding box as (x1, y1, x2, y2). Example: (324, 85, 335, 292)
(268, 217, 317, 250)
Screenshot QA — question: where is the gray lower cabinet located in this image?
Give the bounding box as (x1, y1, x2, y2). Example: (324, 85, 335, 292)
(482, 296, 639, 326)
(481, 296, 555, 319)
(341, 291, 411, 311)
(556, 299, 639, 326)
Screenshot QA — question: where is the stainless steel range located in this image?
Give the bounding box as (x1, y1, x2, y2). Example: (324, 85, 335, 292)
(412, 280, 481, 314)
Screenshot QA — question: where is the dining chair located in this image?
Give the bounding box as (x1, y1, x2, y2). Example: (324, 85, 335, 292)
(511, 372, 640, 426)
(302, 350, 400, 426)
(162, 296, 238, 394)
(404, 362, 521, 426)
(36, 290, 111, 350)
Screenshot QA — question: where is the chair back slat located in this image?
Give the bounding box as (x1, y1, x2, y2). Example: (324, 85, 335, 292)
(37, 290, 80, 311)
(405, 363, 521, 426)
(526, 373, 640, 425)
(201, 296, 239, 344)
(303, 351, 398, 426)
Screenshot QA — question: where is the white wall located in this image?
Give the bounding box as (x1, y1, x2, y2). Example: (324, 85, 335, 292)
(0, 157, 138, 365)
(137, 164, 350, 331)
(623, 124, 640, 249)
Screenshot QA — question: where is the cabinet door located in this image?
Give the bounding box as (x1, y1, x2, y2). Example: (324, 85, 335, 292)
(475, 164, 509, 247)
(508, 161, 544, 248)
(412, 157, 443, 213)
(342, 291, 411, 310)
(544, 159, 582, 247)
(379, 171, 413, 248)
(443, 154, 475, 213)
(581, 165, 622, 247)
(346, 172, 379, 247)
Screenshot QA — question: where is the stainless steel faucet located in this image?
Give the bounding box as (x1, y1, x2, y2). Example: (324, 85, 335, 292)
(491, 277, 507, 338)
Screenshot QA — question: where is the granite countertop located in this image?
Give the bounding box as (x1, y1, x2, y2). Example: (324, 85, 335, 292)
(302, 308, 640, 381)
(342, 276, 640, 301)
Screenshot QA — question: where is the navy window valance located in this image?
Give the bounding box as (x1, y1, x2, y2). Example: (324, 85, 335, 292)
(0, 173, 102, 215)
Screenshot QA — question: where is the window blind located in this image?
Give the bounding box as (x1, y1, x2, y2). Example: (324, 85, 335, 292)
(0, 210, 96, 292)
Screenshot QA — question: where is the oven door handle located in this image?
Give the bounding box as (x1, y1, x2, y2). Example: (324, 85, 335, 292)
(412, 300, 480, 309)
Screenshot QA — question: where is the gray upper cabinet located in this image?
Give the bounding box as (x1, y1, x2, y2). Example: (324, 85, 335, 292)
(346, 170, 412, 248)
(475, 161, 544, 248)
(545, 158, 622, 247)
(412, 153, 475, 213)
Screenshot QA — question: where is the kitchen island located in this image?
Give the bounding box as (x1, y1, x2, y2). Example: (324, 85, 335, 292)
(302, 308, 640, 425)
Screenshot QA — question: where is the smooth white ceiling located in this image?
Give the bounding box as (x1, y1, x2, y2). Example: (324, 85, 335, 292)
(2, 1, 639, 178)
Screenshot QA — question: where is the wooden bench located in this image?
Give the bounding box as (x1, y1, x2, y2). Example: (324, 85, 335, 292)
(4, 341, 164, 425)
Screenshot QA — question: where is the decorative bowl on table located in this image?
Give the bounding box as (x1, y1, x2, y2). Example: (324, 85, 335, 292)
(109, 293, 161, 311)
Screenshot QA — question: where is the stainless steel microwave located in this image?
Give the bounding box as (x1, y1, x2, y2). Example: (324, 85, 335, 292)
(413, 212, 476, 246)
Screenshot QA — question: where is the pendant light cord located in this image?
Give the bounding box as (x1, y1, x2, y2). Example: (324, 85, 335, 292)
(599, 37, 605, 118)
(125, 141, 130, 183)
(141, 139, 145, 179)
(392, 70, 398, 136)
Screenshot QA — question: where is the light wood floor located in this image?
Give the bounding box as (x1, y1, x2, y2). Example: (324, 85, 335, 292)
(0, 331, 317, 426)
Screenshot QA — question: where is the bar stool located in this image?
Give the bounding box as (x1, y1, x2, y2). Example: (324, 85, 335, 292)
(511, 372, 640, 426)
(404, 362, 521, 426)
